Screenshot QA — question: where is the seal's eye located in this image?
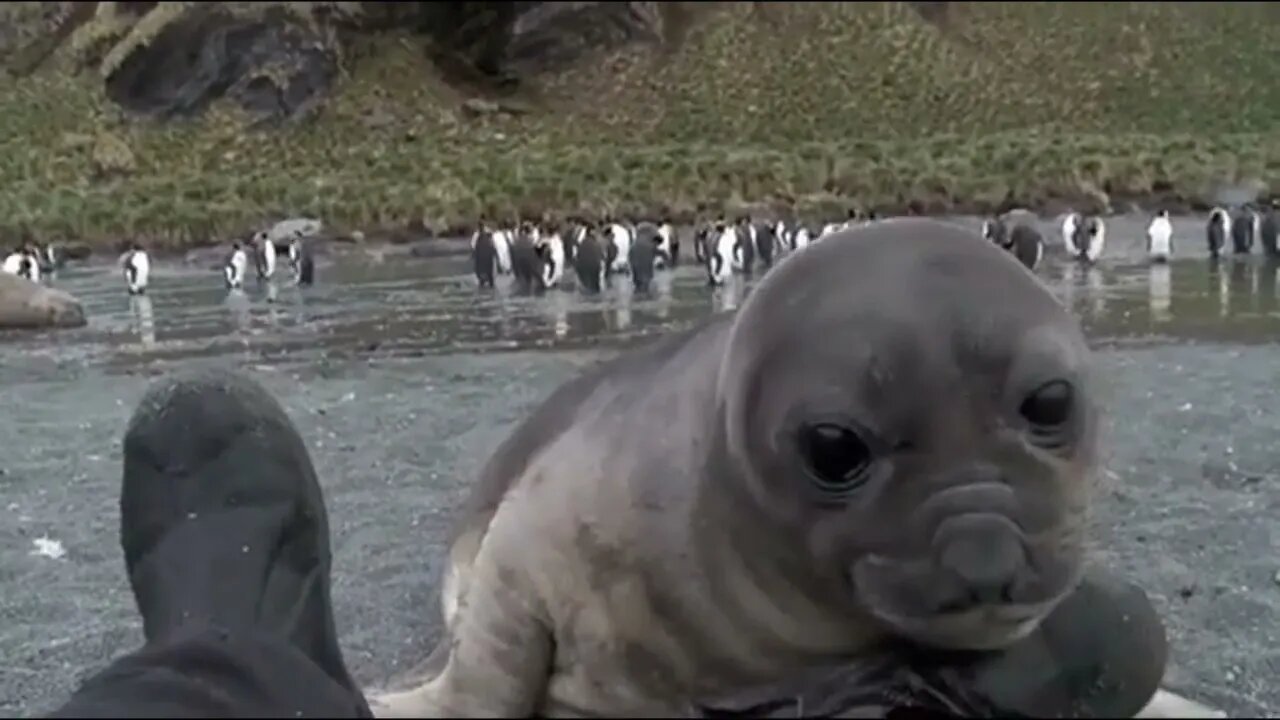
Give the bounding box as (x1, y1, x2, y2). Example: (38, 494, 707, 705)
(800, 423, 872, 496)
(1019, 380, 1074, 427)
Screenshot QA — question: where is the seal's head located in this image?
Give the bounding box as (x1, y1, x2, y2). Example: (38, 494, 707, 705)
(715, 218, 1098, 652)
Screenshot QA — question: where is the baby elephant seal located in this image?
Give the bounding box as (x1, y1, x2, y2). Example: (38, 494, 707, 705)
(370, 218, 1101, 717)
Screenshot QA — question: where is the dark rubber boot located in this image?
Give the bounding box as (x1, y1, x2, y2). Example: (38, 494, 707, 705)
(118, 368, 367, 710)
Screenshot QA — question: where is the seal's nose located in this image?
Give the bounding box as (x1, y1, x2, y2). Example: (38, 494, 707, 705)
(932, 513, 1027, 608)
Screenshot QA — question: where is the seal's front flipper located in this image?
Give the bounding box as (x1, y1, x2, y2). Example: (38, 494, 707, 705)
(367, 522, 555, 718)
(694, 656, 991, 719)
(694, 661, 883, 717)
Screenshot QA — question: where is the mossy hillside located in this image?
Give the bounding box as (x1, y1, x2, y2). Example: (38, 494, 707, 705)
(1, 2, 1279, 250)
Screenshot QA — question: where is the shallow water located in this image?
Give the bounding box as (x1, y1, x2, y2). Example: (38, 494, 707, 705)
(1, 214, 1277, 716)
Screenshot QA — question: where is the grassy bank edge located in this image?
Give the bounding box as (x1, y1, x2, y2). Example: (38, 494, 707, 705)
(3, 130, 1276, 255)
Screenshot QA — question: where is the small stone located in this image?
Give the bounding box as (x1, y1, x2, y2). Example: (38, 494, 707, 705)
(241, 545, 250, 553)
(461, 98, 500, 118)
(1272, 569, 1280, 586)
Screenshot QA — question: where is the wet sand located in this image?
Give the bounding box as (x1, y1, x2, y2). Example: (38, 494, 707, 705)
(0, 214, 1276, 716)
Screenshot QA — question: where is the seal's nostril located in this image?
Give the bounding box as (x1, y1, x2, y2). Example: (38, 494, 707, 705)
(1000, 583, 1015, 604)
(939, 595, 977, 614)
(933, 513, 1027, 606)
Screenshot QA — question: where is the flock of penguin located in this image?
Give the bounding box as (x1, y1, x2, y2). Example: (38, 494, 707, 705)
(461, 200, 1280, 309)
(467, 209, 884, 295)
(0, 219, 321, 298)
(982, 201, 1280, 272)
(8, 202, 1279, 312)
(214, 218, 320, 294)
(1, 242, 62, 285)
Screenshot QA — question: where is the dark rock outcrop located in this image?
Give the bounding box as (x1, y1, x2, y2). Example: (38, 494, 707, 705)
(37, 1, 672, 123)
(502, 2, 663, 75)
(103, 5, 338, 123)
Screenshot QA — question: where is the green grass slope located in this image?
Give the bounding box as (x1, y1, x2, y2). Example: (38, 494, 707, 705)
(2, 1, 1279, 249)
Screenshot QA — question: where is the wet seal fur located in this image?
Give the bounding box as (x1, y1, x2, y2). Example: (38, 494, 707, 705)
(370, 218, 1108, 716)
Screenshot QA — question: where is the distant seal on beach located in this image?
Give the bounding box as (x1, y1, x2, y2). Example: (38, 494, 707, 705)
(369, 218, 1102, 717)
(0, 270, 86, 330)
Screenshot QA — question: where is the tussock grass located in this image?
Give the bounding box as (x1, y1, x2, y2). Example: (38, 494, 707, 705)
(1, 2, 1278, 250)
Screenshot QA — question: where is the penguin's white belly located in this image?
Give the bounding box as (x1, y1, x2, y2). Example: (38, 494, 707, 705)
(609, 225, 633, 272)
(493, 232, 513, 274)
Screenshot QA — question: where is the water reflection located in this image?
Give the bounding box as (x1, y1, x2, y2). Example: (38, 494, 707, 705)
(543, 288, 573, 339)
(1207, 258, 1227, 319)
(1148, 264, 1171, 323)
(1258, 260, 1278, 316)
(613, 280, 634, 331)
(713, 276, 744, 313)
(225, 289, 251, 333)
(1071, 255, 1280, 345)
(486, 279, 515, 339)
(1227, 259, 1250, 318)
(652, 271, 675, 320)
(1059, 263, 1106, 321)
(129, 295, 155, 347)
(573, 298, 611, 339)
(23, 231, 1280, 375)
